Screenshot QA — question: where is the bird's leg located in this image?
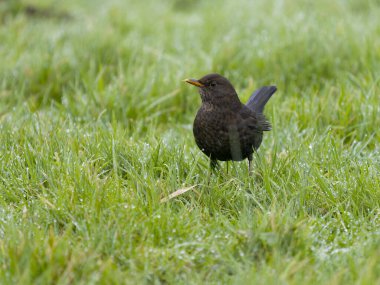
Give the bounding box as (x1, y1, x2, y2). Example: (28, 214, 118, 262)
(210, 159, 219, 171)
(207, 159, 219, 185)
(248, 154, 253, 176)
(226, 161, 229, 174)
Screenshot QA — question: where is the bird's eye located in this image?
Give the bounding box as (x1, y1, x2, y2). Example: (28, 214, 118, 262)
(210, 81, 217, 87)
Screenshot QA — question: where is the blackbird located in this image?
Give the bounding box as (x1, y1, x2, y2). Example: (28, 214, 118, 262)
(184, 73, 276, 173)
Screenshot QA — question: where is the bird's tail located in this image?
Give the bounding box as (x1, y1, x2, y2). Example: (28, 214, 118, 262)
(246, 86, 277, 113)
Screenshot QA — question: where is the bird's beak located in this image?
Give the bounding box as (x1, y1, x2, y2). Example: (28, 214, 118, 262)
(183, 78, 204, 87)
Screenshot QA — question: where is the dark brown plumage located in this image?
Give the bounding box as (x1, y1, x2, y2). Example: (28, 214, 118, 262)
(184, 73, 276, 173)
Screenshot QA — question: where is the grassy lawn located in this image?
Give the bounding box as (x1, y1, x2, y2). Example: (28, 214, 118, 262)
(1, 0, 380, 284)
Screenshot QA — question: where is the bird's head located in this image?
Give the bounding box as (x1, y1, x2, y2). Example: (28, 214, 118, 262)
(184, 73, 241, 108)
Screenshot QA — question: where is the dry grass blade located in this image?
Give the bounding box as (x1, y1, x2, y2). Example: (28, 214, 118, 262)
(160, 185, 197, 203)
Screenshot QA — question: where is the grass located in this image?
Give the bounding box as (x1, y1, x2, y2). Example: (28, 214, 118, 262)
(0, 0, 380, 284)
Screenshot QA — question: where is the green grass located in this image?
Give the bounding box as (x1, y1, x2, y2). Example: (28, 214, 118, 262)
(1, 0, 380, 284)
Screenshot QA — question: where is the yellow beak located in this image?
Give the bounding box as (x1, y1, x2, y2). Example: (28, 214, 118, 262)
(183, 78, 204, 87)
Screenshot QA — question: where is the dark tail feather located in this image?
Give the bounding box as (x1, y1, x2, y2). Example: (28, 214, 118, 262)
(246, 86, 277, 113)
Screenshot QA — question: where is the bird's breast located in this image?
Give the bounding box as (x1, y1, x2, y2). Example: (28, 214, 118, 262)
(193, 106, 240, 161)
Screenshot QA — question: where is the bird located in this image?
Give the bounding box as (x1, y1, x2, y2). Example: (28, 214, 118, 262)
(184, 73, 276, 174)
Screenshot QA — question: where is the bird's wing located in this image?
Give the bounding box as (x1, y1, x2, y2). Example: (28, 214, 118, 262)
(239, 106, 271, 132)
